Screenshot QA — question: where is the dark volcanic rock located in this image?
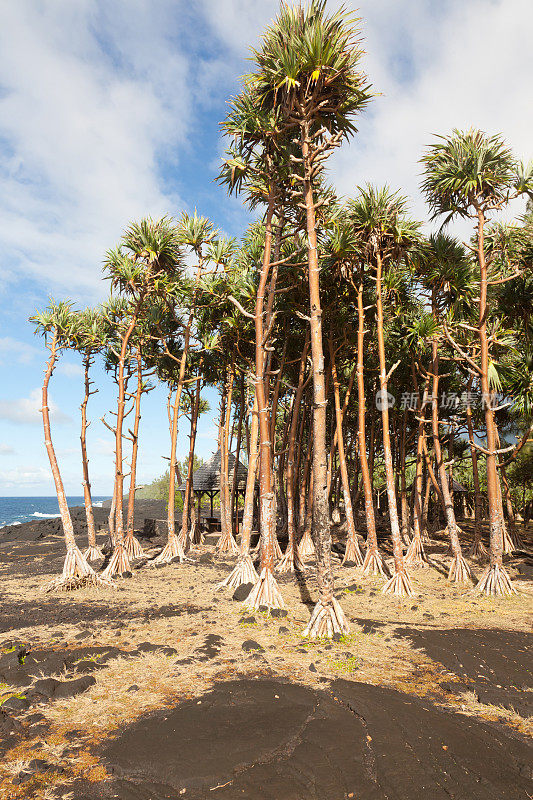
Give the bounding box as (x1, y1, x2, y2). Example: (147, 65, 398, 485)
(79, 678, 533, 800)
(53, 675, 96, 700)
(241, 640, 264, 653)
(193, 634, 224, 661)
(394, 627, 533, 718)
(232, 583, 253, 602)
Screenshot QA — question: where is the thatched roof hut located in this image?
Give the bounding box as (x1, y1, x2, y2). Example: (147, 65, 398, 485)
(177, 449, 247, 492)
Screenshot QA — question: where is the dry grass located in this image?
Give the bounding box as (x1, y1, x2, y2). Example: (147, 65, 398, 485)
(0, 525, 531, 798)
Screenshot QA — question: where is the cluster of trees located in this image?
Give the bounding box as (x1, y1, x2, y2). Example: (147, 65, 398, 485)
(31, 1, 532, 636)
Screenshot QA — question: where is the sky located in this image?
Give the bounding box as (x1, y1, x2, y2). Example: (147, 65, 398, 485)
(0, 0, 532, 496)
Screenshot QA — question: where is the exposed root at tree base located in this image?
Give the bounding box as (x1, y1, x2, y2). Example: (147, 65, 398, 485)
(216, 531, 239, 555)
(83, 545, 105, 562)
(41, 546, 113, 592)
(124, 535, 146, 560)
(469, 539, 489, 561)
(298, 530, 315, 561)
(502, 528, 515, 555)
(191, 522, 204, 545)
(475, 564, 517, 596)
(276, 545, 304, 573)
(405, 535, 429, 567)
(151, 533, 185, 565)
(243, 567, 286, 611)
(302, 596, 350, 639)
(101, 543, 132, 579)
(273, 537, 283, 561)
(448, 554, 473, 583)
(342, 536, 363, 566)
(362, 548, 390, 577)
(381, 569, 414, 597)
(217, 554, 259, 589)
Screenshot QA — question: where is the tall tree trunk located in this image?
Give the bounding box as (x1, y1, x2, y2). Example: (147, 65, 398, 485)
(218, 360, 238, 553)
(406, 362, 429, 565)
(301, 127, 348, 637)
(124, 346, 145, 559)
(475, 209, 514, 594)
(41, 333, 97, 589)
(465, 375, 487, 559)
(279, 334, 309, 572)
(328, 335, 363, 566)
(230, 374, 245, 539)
(80, 353, 100, 560)
(430, 324, 471, 583)
(375, 254, 412, 596)
(181, 370, 203, 549)
(245, 196, 285, 610)
(399, 408, 411, 544)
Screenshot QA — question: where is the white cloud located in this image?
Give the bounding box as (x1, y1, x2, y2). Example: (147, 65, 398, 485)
(57, 361, 84, 378)
(0, 388, 72, 425)
(199, 0, 533, 233)
(0, 0, 191, 298)
(0, 464, 51, 487)
(0, 337, 39, 364)
(0, 443, 15, 455)
(94, 437, 115, 456)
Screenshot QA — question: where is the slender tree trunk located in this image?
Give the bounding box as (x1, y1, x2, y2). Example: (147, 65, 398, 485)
(328, 335, 362, 566)
(80, 354, 99, 558)
(327, 365, 356, 495)
(430, 326, 471, 583)
(475, 209, 514, 594)
(301, 127, 347, 636)
(406, 363, 429, 565)
(124, 346, 145, 559)
(218, 360, 238, 553)
(231, 375, 245, 538)
(399, 408, 411, 543)
(41, 333, 97, 589)
(244, 195, 285, 610)
(465, 375, 486, 559)
(375, 254, 412, 596)
(181, 372, 202, 548)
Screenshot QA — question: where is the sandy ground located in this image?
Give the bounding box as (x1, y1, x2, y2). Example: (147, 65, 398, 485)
(0, 512, 532, 799)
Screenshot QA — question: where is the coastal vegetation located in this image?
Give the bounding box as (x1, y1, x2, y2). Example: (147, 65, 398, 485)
(30, 0, 532, 635)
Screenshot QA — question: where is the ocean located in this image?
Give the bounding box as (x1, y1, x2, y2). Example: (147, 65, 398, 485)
(0, 496, 110, 529)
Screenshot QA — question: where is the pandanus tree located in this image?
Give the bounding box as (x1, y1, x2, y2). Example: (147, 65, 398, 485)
(250, 0, 373, 635)
(31, 301, 110, 590)
(415, 233, 474, 583)
(348, 186, 421, 596)
(218, 93, 290, 609)
(69, 307, 107, 561)
(421, 128, 533, 595)
(326, 214, 388, 576)
(102, 217, 185, 578)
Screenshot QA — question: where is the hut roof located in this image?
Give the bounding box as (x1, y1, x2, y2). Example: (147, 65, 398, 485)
(177, 449, 247, 492)
(428, 476, 469, 494)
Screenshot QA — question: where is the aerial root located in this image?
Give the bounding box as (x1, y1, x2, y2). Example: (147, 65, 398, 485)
(276, 544, 304, 573)
(42, 546, 113, 592)
(124, 535, 146, 560)
(151, 533, 185, 565)
(243, 567, 286, 611)
(298, 529, 315, 560)
(447, 554, 473, 583)
(502, 527, 515, 555)
(475, 564, 517, 596)
(362, 547, 390, 577)
(342, 536, 364, 566)
(302, 596, 350, 639)
(191, 521, 204, 545)
(101, 542, 132, 579)
(381, 569, 414, 597)
(216, 530, 239, 554)
(469, 538, 489, 560)
(83, 545, 105, 562)
(405, 534, 429, 567)
(273, 537, 283, 561)
(509, 529, 525, 550)
(217, 554, 259, 589)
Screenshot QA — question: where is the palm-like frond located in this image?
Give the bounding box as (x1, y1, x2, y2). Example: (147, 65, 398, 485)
(420, 129, 517, 220)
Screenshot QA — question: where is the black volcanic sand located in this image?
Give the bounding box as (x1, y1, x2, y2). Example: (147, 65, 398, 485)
(395, 627, 533, 717)
(67, 678, 532, 800)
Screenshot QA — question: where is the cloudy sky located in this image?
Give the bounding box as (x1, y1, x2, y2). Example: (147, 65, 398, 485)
(0, 0, 531, 496)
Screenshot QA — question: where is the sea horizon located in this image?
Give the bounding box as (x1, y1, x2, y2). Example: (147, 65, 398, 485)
(0, 496, 111, 529)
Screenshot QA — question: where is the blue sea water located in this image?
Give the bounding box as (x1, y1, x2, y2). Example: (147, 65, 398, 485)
(0, 496, 110, 529)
